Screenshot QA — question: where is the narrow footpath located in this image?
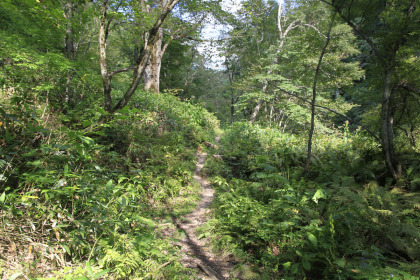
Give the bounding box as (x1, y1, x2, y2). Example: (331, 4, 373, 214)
(175, 137, 234, 280)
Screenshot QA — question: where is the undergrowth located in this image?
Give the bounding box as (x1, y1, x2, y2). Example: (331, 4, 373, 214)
(0, 89, 219, 279)
(202, 122, 420, 280)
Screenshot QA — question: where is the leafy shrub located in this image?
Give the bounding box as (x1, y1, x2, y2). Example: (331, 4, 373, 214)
(204, 122, 420, 279)
(0, 85, 219, 278)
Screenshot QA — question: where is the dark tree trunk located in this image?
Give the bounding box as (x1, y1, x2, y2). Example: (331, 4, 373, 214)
(304, 13, 335, 174)
(381, 67, 401, 180)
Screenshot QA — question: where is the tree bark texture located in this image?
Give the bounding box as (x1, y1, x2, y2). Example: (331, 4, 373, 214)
(64, 1, 75, 59)
(99, 0, 112, 112)
(144, 29, 166, 93)
(381, 67, 401, 180)
(249, 95, 263, 124)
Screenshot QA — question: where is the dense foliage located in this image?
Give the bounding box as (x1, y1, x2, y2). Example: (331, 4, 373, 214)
(1, 0, 419, 279)
(203, 122, 420, 279)
(1, 82, 219, 278)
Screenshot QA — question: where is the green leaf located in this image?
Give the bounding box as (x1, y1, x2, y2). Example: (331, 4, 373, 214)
(120, 196, 127, 207)
(138, 217, 156, 227)
(254, 172, 267, 178)
(312, 189, 326, 204)
(9, 273, 23, 280)
(93, 269, 109, 280)
(97, 107, 107, 115)
(0, 192, 5, 203)
(335, 258, 346, 268)
(27, 160, 42, 167)
(302, 257, 311, 271)
(308, 233, 317, 247)
(283, 262, 291, 269)
(198, 232, 210, 239)
(79, 135, 94, 147)
(62, 244, 70, 254)
(119, 106, 131, 113)
(82, 120, 92, 128)
(106, 180, 113, 188)
(86, 260, 93, 277)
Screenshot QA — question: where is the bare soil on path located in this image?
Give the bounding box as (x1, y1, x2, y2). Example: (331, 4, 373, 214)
(172, 136, 235, 279)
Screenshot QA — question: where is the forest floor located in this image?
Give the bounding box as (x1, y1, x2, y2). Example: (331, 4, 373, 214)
(161, 136, 235, 280)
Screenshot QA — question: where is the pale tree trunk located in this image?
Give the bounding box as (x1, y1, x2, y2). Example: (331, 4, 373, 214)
(226, 60, 239, 123)
(304, 13, 335, 174)
(63, 1, 75, 106)
(64, 2, 75, 59)
(329, 0, 415, 181)
(99, 1, 113, 112)
(143, 0, 206, 94)
(144, 29, 166, 93)
(143, 0, 169, 93)
(249, 95, 263, 124)
(99, 0, 180, 113)
(64, 69, 75, 105)
(331, 0, 416, 180)
(184, 49, 200, 89)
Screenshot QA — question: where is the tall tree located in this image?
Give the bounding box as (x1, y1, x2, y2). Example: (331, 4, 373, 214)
(304, 12, 336, 173)
(142, 0, 210, 93)
(99, 0, 179, 113)
(249, 0, 299, 124)
(323, 0, 419, 180)
(61, 0, 99, 106)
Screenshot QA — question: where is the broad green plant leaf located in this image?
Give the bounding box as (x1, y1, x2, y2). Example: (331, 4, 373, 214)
(312, 189, 327, 204)
(307, 233, 317, 247)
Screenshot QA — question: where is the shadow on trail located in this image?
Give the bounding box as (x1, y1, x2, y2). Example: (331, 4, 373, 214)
(175, 151, 232, 280)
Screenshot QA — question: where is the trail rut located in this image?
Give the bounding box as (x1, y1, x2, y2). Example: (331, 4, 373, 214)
(174, 137, 233, 279)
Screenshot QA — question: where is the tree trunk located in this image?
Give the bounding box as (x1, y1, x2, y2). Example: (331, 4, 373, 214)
(63, 1, 77, 106)
(231, 96, 235, 123)
(226, 61, 237, 123)
(99, 0, 113, 112)
(99, 0, 179, 113)
(64, 69, 75, 105)
(250, 2, 298, 125)
(249, 79, 267, 124)
(329, 0, 416, 181)
(64, 1, 75, 59)
(143, 0, 173, 94)
(144, 29, 163, 93)
(249, 99, 262, 124)
(381, 67, 401, 180)
(304, 13, 335, 174)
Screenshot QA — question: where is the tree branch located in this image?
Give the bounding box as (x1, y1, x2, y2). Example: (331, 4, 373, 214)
(108, 66, 137, 78)
(112, 0, 180, 112)
(303, 24, 327, 38)
(274, 85, 380, 142)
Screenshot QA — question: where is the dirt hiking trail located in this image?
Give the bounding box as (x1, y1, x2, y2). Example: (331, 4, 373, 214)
(176, 136, 235, 280)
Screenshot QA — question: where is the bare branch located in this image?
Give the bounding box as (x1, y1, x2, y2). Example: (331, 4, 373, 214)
(108, 66, 137, 78)
(303, 24, 327, 38)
